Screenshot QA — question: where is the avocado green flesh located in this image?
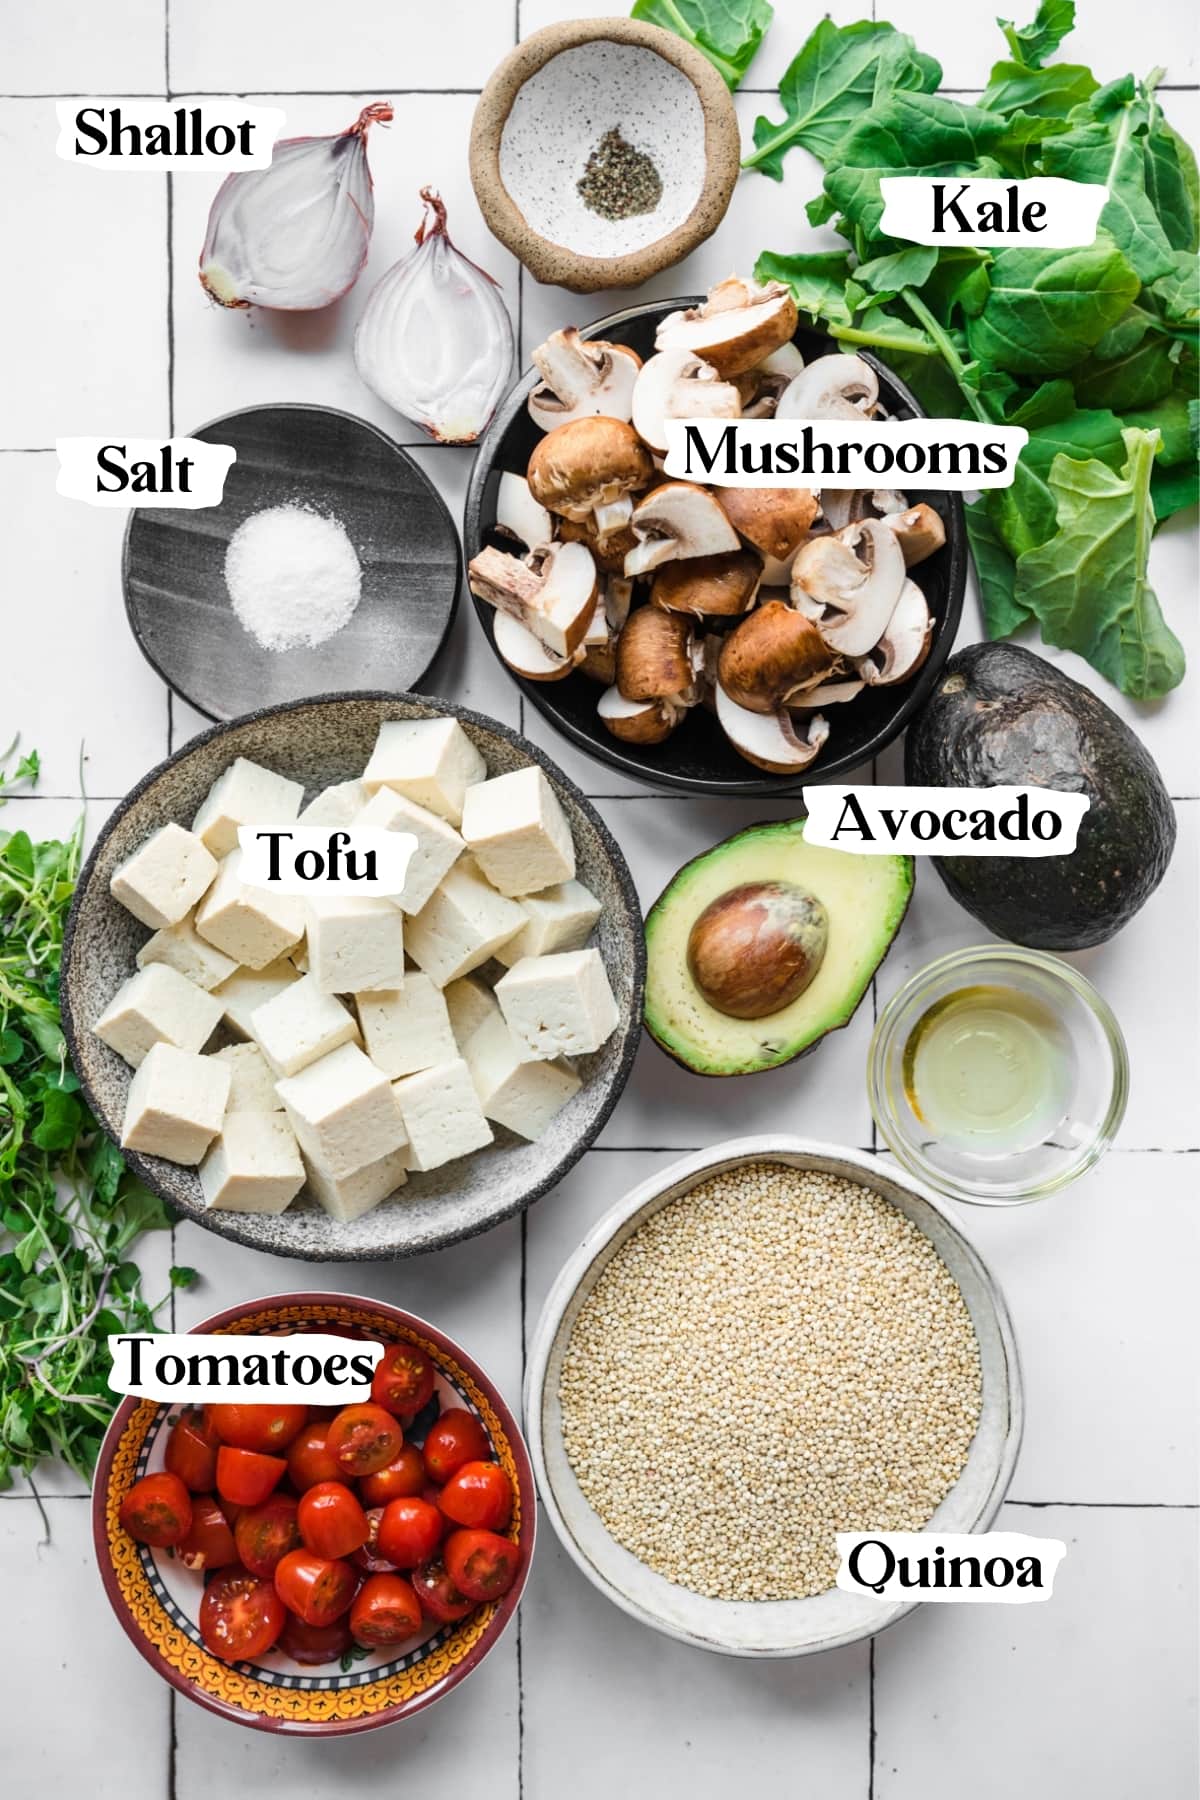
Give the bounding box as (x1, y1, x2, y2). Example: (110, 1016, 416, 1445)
(644, 820, 913, 1077)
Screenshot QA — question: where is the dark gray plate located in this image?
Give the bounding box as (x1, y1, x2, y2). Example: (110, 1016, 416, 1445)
(61, 693, 645, 1263)
(124, 405, 461, 721)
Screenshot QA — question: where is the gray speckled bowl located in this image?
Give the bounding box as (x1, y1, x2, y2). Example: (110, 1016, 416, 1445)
(61, 693, 644, 1262)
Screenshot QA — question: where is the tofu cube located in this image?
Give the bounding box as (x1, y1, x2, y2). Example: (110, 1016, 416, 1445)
(136, 912, 238, 990)
(199, 1112, 305, 1214)
(213, 957, 301, 1039)
(495, 879, 602, 967)
(306, 893, 406, 994)
(495, 948, 620, 1061)
(211, 1042, 282, 1112)
(405, 859, 525, 987)
(356, 974, 457, 1079)
(463, 1012, 581, 1139)
(444, 975, 502, 1048)
(461, 766, 575, 897)
(191, 757, 303, 858)
(355, 788, 464, 915)
(392, 1058, 493, 1171)
(252, 973, 359, 1076)
(93, 964, 223, 1069)
(121, 1042, 230, 1163)
(302, 1144, 409, 1224)
(362, 718, 487, 825)
(110, 823, 218, 931)
(276, 1042, 408, 1180)
(297, 780, 366, 828)
(194, 849, 306, 969)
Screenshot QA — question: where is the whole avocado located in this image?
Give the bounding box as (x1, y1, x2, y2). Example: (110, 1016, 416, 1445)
(905, 642, 1176, 949)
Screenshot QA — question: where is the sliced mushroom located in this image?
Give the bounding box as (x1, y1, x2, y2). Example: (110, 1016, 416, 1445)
(495, 471, 553, 551)
(866, 488, 909, 518)
(597, 685, 684, 745)
(527, 416, 653, 527)
(655, 277, 799, 379)
(604, 575, 634, 634)
(468, 540, 598, 660)
(624, 483, 740, 577)
(854, 579, 933, 686)
(789, 674, 865, 708)
(651, 550, 762, 619)
(615, 606, 698, 705)
(717, 600, 835, 715)
(736, 342, 806, 417)
(528, 327, 641, 431)
(716, 683, 830, 773)
(718, 487, 819, 565)
(881, 503, 946, 568)
(790, 518, 907, 658)
(558, 513, 638, 576)
(492, 610, 584, 682)
(815, 489, 858, 533)
(631, 349, 741, 458)
(776, 354, 879, 422)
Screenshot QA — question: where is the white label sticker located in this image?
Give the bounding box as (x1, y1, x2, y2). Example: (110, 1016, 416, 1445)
(56, 437, 236, 508)
(879, 176, 1110, 248)
(662, 418, 1028, 490)
(238, 826, 418, 897)
(802, 786, 1090, 855)
(837, 1532, 1067, 1603)
(108, 1333, 384, 1403)
(56, 100, 285, 168)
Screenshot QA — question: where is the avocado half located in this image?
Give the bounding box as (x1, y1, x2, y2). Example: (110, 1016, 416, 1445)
(644, 820, 913, 1077)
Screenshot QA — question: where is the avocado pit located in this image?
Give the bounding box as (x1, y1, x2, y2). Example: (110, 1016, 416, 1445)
(685, 880, 828, 1020)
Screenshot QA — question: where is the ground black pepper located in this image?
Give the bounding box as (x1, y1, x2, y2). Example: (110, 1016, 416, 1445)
(576, 127, 663, 222)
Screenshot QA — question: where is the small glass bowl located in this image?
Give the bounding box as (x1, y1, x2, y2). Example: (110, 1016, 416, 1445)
(869, 945, 1129, 1206)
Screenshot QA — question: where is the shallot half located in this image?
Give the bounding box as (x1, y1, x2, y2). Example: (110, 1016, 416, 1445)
(200, 102, 392, 311)
(354, 188, 514, 444)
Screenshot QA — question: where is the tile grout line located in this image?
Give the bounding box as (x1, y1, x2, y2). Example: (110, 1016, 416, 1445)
(867, 1637, 876, 1800)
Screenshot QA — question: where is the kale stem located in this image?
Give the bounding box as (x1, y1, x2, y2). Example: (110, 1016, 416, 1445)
(832, 322, 936, 356)
(898, 289, 996, 423)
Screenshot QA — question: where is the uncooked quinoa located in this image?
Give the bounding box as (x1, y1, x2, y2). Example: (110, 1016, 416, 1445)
(224, 502, 362, 652)
(559, 1163, 982, 1602)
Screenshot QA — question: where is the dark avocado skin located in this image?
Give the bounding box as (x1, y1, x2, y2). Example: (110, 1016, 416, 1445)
(905, 642, 1176, 950)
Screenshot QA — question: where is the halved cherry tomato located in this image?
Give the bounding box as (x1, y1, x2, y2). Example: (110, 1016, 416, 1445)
(298, 1481, 369, 1560)
(279, 1613, 354, 1666)
(376, 1496, 444, 1570)
(177, 1496, 238, 1571)
(359, 1444, 425, 1506)
(286, 1421, 342, 1492)
(234, 1493, 301, 1577)
(119, 1472, 192, 1548)
(164, 1409, 219, 1492)
(422, 1408, 489, 1485)
(216, 1445, 286, 1508)
(444, 1528, 521, 1602)
(207, 1403, 308, 1455)
(350, 1573, 424, 1647)
(412, 1555, 474, 1624)
(437, 1461, 513, 1531)
(353, 1507, 398, 1574)
(326, 1403, 404, 1478)
(274, 1549, 358, 1627)
(372, 1342, 436, 1418)
(199, 1568, 285, 1663)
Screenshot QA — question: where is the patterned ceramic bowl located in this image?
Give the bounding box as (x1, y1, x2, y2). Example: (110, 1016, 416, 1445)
(92, 1292, 535, 1735)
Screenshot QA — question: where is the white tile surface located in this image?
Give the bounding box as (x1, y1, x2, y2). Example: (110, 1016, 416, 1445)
(0, 0, 166, 92)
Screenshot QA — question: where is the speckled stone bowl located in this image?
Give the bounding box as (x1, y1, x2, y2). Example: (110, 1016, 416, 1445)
(61, 693, 645, 1262)
(469, 18, 741, 292)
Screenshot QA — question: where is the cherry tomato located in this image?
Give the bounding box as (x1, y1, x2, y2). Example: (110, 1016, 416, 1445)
(286, 1421, 342, 1492)
(234, 1493, 301, 1578)
(119, 1471, 192, 1548)
(279, 1613, 354, 1666)
(376, 1496, 444, 1570)
(422, 1408, 490, 1485)
(438, 1461, 513, 1531)
(207, 1403, 308, 1455)
(164, 1408, 219, 1492)
(274, 1550, 358, 1628)
(349, 1573, 424, 1647)
(298, 1481, 369, 1560)
(326, 1403, 404, 1479)
(353, 1508, 398, 1574)
(216, 1445, 286, 1508)
(177, 1496, 238, 1571)
(360, 1444, 426, 1506)
(199, 1568, 285, 1663)
(412, 1554, 475, 1624)
(372, 1341, 436, 1418)
(444, 1528, 521, 1602)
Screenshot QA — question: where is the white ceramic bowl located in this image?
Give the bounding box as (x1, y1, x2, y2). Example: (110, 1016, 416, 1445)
(525, 1137, 1023, 1657)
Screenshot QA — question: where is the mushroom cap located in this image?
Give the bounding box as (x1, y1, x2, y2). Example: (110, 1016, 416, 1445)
(597, 686, 682, 745)
(776, 353, 879, 422)
(881, 502, 947, 569)
(717, 600, 834, 714)
(527, 416, 653, 520)
(790, 517, 907, 659)
(528, 329, 641, 430)
(718, 486, 819, 561)
(468, 538, 598, 660)
(493, 610, 583, 681)
(631, 347, 741, 457)
(625, 482, 741, 577)
(715, 683, 830, 772)
(854, 578, 933, 686)
(495, 471, 553, 552)
(651, 549, 763, 619)
(655, 279, 799, 379)
(615, 606, 696, 703)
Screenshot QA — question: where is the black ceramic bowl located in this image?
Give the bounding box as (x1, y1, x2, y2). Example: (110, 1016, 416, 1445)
(464, 300, 967, 796)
